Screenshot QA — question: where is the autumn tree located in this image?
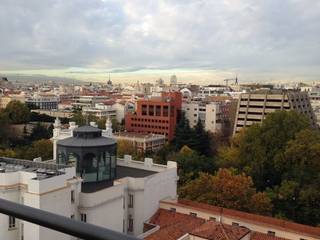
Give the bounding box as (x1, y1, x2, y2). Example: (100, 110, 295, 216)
(117, 139, 137, 158)
(22, 139, 53, 160)
(179, 169, 272, 215)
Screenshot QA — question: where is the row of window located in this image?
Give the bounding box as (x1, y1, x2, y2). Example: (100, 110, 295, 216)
(131, 124, 169, 130)
(131, 118, 169, 124)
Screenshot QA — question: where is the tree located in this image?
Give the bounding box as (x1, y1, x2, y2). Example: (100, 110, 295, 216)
(23, 139, 53, 160)
(29, 123, 51, 142)
(5, 100, 30, 124)
(173, 112, 197, 151)
(0, 111, 10, 147)
(179, 169, 273, 215)
(217, 110, 310, 190)
(117, 140, 137, 158)
(193, 120, 211, 156)
(172, 146, 215, 185)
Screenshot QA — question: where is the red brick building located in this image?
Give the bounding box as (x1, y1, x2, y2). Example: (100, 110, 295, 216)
(125, 92, 182, 141)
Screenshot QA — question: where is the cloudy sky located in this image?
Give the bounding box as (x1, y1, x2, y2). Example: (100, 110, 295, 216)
(0, 0, 320, 84)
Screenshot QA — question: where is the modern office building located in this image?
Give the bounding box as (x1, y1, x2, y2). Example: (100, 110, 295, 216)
(233, 90, 316, 134)
(125, 92, 182, 141)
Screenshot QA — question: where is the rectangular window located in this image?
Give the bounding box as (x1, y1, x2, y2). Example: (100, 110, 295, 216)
(9, 216, 16, 229)
(128, 215, 133, 232)
(70, 215, 75, 219)
(209, 217, 216, 221)
(71, 190, 75, 203)
(80, 213, 87, 223)
(232, 222, 239, 226)
(163, 106, 169, 117)
(128, 194, 134, 208)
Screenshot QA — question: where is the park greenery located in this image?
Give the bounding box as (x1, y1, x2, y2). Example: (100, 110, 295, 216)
(0, 101, 53, 160)
(169, 110, 320, 226)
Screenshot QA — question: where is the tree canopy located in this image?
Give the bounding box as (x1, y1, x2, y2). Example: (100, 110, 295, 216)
(4, 100, 30, 124)
(179, 169, 273, 215)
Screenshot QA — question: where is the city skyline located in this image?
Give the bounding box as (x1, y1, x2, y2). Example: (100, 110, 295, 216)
(1, 0, 320, 83)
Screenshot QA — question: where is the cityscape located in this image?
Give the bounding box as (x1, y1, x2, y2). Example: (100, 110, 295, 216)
(0, 1, 320, 240)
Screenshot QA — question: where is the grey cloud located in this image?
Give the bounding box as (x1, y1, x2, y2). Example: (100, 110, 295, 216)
(0, 0, 319, 80)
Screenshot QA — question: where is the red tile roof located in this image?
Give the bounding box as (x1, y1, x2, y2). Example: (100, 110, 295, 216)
(160, 199, 320, 238)
(251, 232, 288, 240)
(145, 209, 205, 240)
(190, 221, 250, 240)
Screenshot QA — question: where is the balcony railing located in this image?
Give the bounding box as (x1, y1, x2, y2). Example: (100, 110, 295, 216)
(0, 198, 139, 240)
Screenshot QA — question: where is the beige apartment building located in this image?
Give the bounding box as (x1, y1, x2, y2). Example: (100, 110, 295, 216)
(233, 90, 316, 134)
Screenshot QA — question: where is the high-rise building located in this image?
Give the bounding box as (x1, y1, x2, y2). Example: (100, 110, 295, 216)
(125, 92, 182, 141)
(233, 90, 316, 134)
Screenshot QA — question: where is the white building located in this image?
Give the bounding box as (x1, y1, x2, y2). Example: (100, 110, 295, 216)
(182, 102, 223, 133)
(82, 103, 117, 119)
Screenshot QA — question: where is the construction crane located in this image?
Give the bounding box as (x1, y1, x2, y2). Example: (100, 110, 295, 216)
(224, 76, 238, 86)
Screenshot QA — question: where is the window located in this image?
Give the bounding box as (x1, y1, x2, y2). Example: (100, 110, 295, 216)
(80, 213, 87, 223)
(128, 194, 134, 208)
(170, 208, 176, 212)
(209, 217, 216, 221)
(190, 212, 197, 217)
(9, 216, 16, 229)
(232, 222, 239, 226)
(71, 190, 75, 203)
(70, 215, 75, 219)
(128, 215, 133, 232)
(267, 231, 275, 236)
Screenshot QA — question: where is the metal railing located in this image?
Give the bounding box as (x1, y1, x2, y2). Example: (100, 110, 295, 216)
(0, 198, 139, 240)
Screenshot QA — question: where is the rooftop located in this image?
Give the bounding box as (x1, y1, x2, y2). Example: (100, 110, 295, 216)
(161, 199, 320, 239)
(0, 157, 66, 180)
(113, 132, 166, 140)
(144, 209, 289, 240)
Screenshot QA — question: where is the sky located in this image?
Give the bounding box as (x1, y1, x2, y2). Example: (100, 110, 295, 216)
(0, 0, 320, 84)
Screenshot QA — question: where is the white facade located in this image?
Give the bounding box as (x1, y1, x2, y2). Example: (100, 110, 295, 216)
(0, 154, 177, 240)
(182, 102, 222, 132)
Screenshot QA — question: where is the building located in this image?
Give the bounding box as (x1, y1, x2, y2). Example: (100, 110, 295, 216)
(26, 94, 59, 110)
(141, 199, 320, 240)
(125, 92, 182, 141)
(0, 94, 26, 109)
(72, 95, 109, 109)
(82, 103, 117, 119)
(0, 120, 178, 240)
(233, 90, 316, 134)
(305, 86, 320, 126)
(182, 99, 236, 134)
(113, 132, 166, 153)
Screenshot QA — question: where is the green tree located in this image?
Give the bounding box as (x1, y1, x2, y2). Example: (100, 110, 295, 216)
(193, 120, 211, 156)
(179, 169, 273, 215)
(0, 111, 10, 146)
(173, 112, 197, 151)
(5, 100, 30, 124)
(29, 123, 51, 142)
(217, 110, 310, 190)
(172, 146, 215, 185)
(23, 139, 53, 160)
